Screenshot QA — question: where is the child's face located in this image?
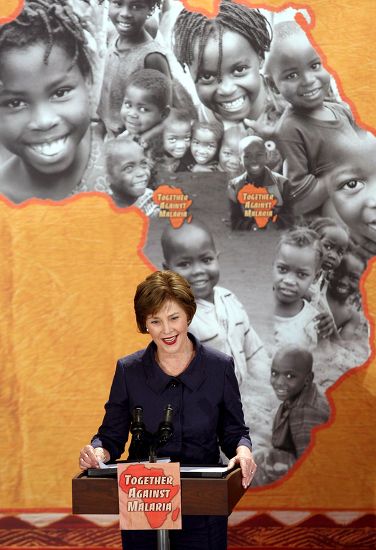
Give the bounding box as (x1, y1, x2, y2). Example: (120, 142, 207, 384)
(270, 33, 330, 112)
(243, 142, 267, 177)
(163, 120, 191, 159)
(109, 0, 150, 39)
(273, 243, 317, 305)
(328, 253, 364, 303)
(319, 226, 349, 271)
(164, 226, 219, 302)
(189, 30, 264, 123)
(121, 85, 164, 136)
(219, 132, 241, 174)
(191, 127, 218, 165)
(0, 43, 90, 175)
(325, 134, 376, 244)
(271, 354, 310, 401)
(109, 140, 150, 199)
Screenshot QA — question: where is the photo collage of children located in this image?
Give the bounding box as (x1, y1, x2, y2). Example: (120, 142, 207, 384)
(0, 0, 374, 486)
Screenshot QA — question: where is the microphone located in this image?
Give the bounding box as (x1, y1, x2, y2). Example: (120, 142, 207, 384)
(131, 406, 145, 442)
(158, 404, 174, 445)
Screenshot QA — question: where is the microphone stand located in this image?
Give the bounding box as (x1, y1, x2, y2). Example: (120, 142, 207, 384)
(130, 405, 174, 550)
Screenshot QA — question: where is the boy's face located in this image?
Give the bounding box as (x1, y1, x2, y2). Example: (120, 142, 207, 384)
(273, 243, 318, 304)
(270, 33, 330, 112)
(109, 0, 150, 39)
(163, 120, 191, 159)
(219, 131, 241, 174)
(271, 353, 311, 401)
(328, 253, 364, 303)
(325, 134, 376, 244)
(319, 226, 348, 271)
(189, 30, 264, 122)
(164, 225, 219, 302)
(191, 127, 218, 165)
(121, 85, 165, 136)
(243, 141, 267, 176)
(109, 140, 150, 199)
(0, 43, 90, 175)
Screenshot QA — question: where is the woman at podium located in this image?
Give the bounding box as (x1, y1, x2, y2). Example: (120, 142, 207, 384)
(79, 270, 256, 549)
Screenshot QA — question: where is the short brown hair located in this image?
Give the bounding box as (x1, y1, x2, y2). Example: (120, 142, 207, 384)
(134, 270, 197, 333)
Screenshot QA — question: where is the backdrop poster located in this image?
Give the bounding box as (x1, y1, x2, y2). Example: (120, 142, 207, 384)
(0, 0, 375, 540)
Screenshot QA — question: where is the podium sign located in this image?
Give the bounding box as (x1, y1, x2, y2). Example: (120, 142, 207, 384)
(118, 462, 182, 530)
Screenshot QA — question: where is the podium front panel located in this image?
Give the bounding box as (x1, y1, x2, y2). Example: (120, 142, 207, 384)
(72, 469, 245, 516)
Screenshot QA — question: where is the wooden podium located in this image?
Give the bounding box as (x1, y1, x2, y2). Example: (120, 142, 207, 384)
(72, 467, 246, 516)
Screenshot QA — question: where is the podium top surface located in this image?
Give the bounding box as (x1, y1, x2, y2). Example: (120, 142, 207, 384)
(87, 463, 235, 478)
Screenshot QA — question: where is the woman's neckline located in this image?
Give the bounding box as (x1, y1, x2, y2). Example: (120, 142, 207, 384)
(155, 339, 196, 377)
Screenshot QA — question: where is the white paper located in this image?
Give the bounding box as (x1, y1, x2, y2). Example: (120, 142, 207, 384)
(180, 466, 229, 473)
(97, 457, 171, 470)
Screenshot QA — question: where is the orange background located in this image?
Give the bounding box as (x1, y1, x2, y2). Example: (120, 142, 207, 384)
(0, 0, 23, 24)
(0, 0, 375, 512)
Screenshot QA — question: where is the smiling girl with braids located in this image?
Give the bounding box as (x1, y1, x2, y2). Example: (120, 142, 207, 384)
(172, 0, 284, 130)
(0, 0, 108, 203)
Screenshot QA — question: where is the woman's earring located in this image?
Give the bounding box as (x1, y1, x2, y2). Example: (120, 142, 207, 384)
(146, 328, 149, 333)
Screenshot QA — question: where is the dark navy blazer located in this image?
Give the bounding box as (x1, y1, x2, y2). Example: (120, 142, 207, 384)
(92, 334, 251, 464)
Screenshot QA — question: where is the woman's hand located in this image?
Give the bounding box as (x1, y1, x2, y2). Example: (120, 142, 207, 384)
(227, 445, 257, 489)
(79, 445, 110, 470)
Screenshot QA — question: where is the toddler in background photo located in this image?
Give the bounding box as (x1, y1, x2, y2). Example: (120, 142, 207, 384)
(0, 0, 108, 203)
(325, 246, 367, 340)
(189, 121, 224, 172)
(272, 228, 325, 350)
(119, 69, 171, 144)
(307, 218, 349, 328)
(265, 20, 361, 216)
(149, 108, 194, 173)
(161, 219, 269, 388)
(311, 243, 370, 391)
(161, 219, 274, 450)
(218, 127, 246, 178)
(253, 345, 330, 485)
(229, 136, 291, 230)
(105, 136, 158, 216)
(97, 0, 171, 137)
(309, 218, 349, 275)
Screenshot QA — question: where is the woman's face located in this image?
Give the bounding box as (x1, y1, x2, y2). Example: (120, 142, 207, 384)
(145, 300, 190, 355)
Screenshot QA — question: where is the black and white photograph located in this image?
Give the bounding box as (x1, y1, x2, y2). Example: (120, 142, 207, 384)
(0, 0, 374, 490)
